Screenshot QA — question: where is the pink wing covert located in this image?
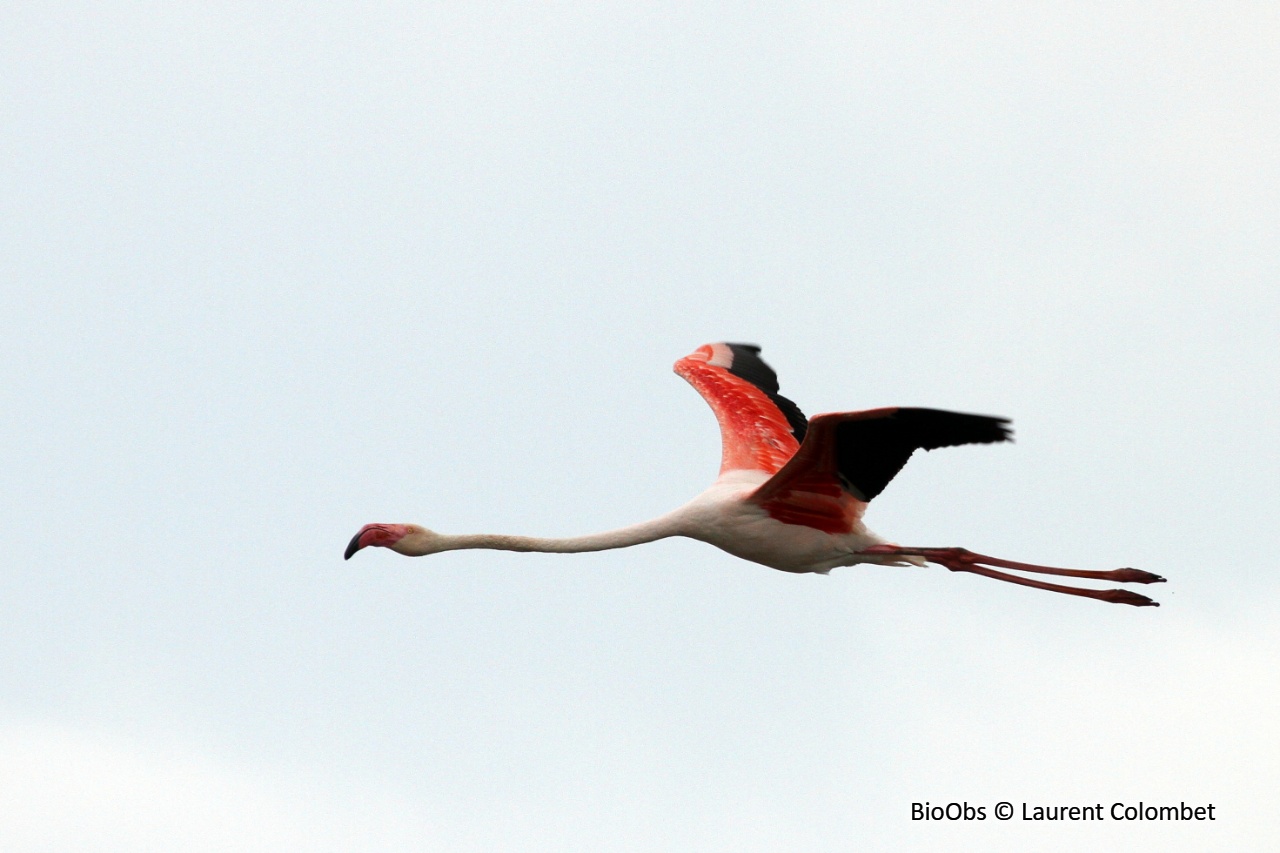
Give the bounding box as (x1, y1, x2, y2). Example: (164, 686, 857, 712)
(747, 413, 872, 534)
(673, 343, 804, 476)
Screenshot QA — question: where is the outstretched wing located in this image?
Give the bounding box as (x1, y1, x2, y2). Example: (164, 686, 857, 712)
(673, 343, 808, 476)
(748, 408, 1013, 533)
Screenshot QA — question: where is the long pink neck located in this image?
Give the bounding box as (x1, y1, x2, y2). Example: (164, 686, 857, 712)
(430, 513, 685, 555)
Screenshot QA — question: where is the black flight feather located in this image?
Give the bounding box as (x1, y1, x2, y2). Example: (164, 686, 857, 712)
(833, 408, 1012, 501)
(724, 343, 809, 444)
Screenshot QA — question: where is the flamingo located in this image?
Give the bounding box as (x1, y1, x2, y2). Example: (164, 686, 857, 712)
(346, 342, 1163, 606)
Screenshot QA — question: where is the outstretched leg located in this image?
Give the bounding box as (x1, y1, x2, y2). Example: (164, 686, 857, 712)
(859, 545, 1164, 607)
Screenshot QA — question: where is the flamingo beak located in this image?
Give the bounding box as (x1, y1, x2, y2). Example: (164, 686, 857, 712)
(344, 530, 365, 560)
(344, 523, 411, 560)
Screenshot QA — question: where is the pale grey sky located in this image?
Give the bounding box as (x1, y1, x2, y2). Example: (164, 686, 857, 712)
(3, 3, 1278, 850)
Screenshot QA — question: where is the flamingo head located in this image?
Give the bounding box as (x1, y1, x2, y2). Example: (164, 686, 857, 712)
(344, 523, 441, 559)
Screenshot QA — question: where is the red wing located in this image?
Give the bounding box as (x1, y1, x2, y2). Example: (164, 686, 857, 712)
(748, 408, 1013, 534)
(746, 412, 869, 534)
(673, 343, 807, 476)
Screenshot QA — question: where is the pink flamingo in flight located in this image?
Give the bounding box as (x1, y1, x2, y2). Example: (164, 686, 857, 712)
(346, 343, 1163, 606)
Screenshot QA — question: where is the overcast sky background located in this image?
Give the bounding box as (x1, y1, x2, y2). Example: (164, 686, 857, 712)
(3, 3, 1278, 850)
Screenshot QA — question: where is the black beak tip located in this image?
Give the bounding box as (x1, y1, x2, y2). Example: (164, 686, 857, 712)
(344, 531, 364, 561)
